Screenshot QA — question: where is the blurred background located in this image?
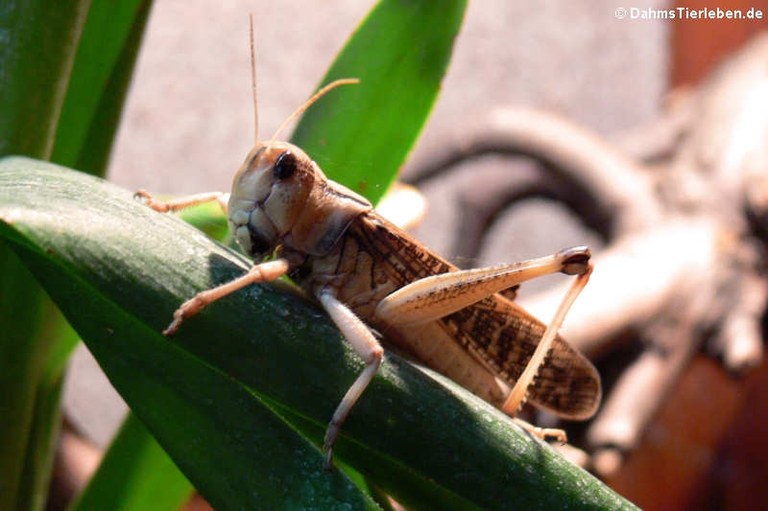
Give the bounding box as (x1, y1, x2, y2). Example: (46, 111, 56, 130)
(61, 1, 768, 509)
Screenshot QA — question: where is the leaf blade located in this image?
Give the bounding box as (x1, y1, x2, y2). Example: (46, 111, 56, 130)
(51, 0, 154, 175)
(290, 0, 467, 204)
(69, 414, 194, 511)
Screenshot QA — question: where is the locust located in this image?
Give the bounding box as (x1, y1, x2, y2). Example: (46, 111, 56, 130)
(136, 33, 601, 469)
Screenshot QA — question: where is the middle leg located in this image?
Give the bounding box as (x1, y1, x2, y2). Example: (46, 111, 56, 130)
(317, 289, 384, 469)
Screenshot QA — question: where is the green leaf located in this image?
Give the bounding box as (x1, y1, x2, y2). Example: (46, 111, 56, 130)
(0, 247, 68, 511)
(176, 201, 231, 243)
(69, 414, 193, 511)
(15, 369, 65, 511)
(0, 158, 637, 509)
(290, 0, 466, 204)
(51, 0, 154, 175)
(0, 1, 90, 159)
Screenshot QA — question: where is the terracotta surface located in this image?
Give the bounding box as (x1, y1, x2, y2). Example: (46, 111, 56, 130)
(671, 0, 768, 86)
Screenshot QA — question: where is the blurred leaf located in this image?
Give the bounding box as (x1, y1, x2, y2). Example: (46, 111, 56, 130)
(51, 0, 153, 174)
(0, 245, 54, 511)
(176, 201, 231, 243)
(0, 1, 90, 159)
(291, 0, 466, 204)
(69, 414, 193, 511)
(15, 365, 66, 511)
(0, 158, 637, 509)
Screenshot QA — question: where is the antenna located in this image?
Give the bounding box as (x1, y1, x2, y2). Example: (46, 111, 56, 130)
(249, 14, 259, 144)
(270, 78, 360, 142)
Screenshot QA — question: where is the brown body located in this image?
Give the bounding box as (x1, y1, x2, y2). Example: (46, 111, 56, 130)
(292, 210, 600, 420)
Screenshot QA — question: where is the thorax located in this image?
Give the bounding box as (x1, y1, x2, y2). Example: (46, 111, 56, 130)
(288, 211, 453, 326)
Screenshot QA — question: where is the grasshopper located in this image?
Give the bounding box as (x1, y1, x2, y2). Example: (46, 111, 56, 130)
(136, 32, 601, 469)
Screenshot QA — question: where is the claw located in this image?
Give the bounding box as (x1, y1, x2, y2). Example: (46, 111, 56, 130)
(134, 189, 170, 213)
(323, 447, 335, 471)
(559, 246, 592, 276)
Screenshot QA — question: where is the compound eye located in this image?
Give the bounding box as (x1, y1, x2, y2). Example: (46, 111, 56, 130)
(273, 151, 298, 180)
